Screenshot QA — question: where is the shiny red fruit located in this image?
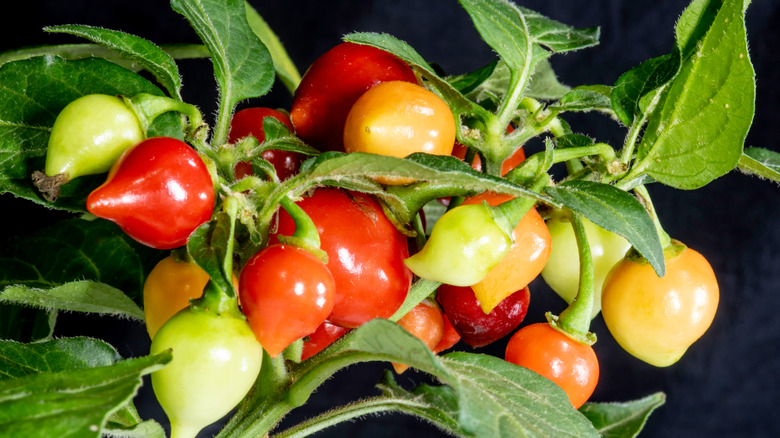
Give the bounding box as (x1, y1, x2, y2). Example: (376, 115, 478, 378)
(86, 137, 214, 249)
(274, 188, 412, 328)
(290, 42, 417, 152)
(301, 321, 351, 361)
(228, 107, 303, 181)
(437, 284, 530, 348)
(239, 244, 335, 358)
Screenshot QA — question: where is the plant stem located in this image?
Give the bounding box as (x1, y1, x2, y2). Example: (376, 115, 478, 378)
(549, 212, 596, 345)
(633, 185, 671, 249)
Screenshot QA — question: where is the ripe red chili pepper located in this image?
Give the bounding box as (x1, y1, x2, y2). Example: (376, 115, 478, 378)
(274, 188, 412, 328)
(290, 42, 417, 152)
(86, 137, 214, 249)
(239, 244, 336, 358)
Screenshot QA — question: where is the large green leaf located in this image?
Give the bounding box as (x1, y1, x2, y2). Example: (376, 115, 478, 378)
(0, 337, 120, 380)
(302, 152, 550, 204)
(635, 0, 755, 189)
(443, 352, 599, 438)
(0, 338, 170, 438)
(287, 320, 598, 438)
(45, 24, 183, 99)
(0, 281, 143, 321)
(611, 54, 680, 127)
(545, 181, 665, 276)
(0, 56, 181, 210)
(171, 0, 274, 145)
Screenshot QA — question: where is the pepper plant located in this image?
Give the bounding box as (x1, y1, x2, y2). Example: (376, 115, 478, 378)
(0, 0, 777, 437)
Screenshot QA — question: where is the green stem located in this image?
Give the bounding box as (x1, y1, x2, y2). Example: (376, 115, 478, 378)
(548, 212, 596, 345)
(277, 195, 328, 262)
(491, 174, 550, 236)
(633, 185, 671, 249)
(385, 182, 474, 224)
(226, 400, 294, 438)
(271, 397, 457, 438)
(125, 93, 206, 144)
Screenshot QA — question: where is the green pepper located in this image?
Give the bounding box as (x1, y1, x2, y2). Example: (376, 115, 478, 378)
(404, 203, 512, 286)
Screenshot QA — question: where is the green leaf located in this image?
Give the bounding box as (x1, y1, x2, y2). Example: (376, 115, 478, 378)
(550, 85, 613, 113)
(738, 147, 780, 183)
(187, 212, 236, 297)
(171, 0, 275, 146)
(376, 371, 461, 433)
(244, 2, 301, 94)
(635, 0, 755, 189)
(458, 0, 598, 78)
(0, 341, 170, 438)
(45, 25, 183, 99)
(579, 392, 666, 438)
(525, 59, 571, 101)
(545, 181, 665, 276)
(303, 152, 550, 204)
(0, 337, 120, 381)
(103, 420, 166, 438)
(0, 218, 162, 304)
(443, 352, 599, 438)
(447, 60, 499, 95)
(0, 56, 181, 210)
(458, 0, 535, 76)
(516, 5, 600, 54)
(611, 54, 680, 127)
(0, 281, 144, 321)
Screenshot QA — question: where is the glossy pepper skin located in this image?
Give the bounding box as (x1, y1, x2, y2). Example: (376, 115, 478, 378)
(143, 255, 239, 339)
(228, 107, 303, 181)
(86, 137, 214, 249)
(405, 202, 512, 287)
(393, 299, 444, 373)
(600, 243, 719, 367)
(541, 210, 631, 319)
(239, 244, 336, 358)
(274, 188, 412, 328)
(505, 323, 599, 409)
(437, 284, 530, 348)
(143, 256, 210, 339)
(290, 42, 417, 152)
(45, 94, 144, 180)
(150, 308, 262, 438)
(343, 81, 456, 158)
(463, 193, 550, 313)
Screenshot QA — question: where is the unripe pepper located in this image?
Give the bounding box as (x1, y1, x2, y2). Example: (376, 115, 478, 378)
(404, 202, 512, 287)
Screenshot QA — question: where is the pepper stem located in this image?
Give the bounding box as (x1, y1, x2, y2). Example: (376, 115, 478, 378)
(124, 93, 207, 144)
(547, 211, 597, 345)
(276, 196, 329, 264)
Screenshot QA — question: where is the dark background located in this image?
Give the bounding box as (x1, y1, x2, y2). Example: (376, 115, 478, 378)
(2, 1, 779, 437)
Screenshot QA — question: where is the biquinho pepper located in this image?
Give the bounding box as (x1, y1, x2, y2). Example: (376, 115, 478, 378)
(601, 241, 719, 367)
(404, 202, 512, 286)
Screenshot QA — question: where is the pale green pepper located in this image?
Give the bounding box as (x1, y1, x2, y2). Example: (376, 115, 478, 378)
(404, 202, 512, 286)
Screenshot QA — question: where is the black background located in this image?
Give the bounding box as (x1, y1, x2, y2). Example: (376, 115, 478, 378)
(2, 1, 779, 437)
